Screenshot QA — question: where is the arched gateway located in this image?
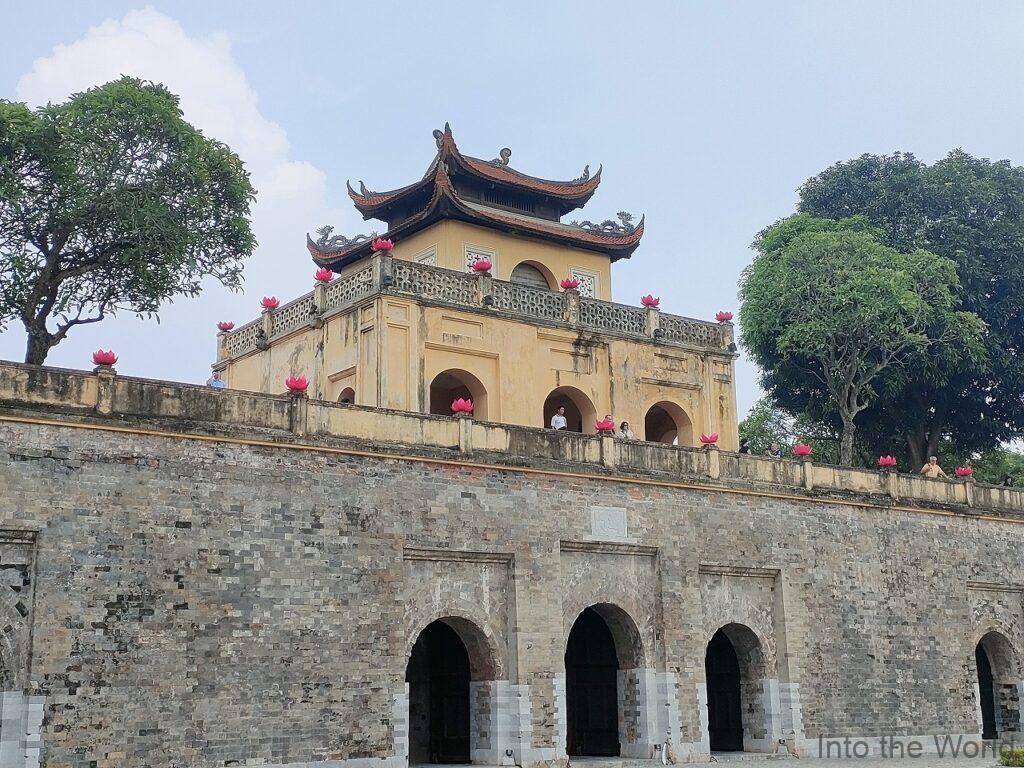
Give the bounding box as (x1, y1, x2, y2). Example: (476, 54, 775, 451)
(564, 604, 645, 757)
(704, 624, 768, 752)
(975, 630, 1022, 740)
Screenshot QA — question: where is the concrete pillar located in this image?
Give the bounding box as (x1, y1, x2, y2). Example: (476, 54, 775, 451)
(564, 291, 580, 324)
(94, 366, 115, 415)
(645, 306, 661, 338)
(705, 444, 720, 480)
(600, 436, 616, 468)
(801, 458, 814, 490)
(289, 392, 308, 437)
(458, 415, 473, 454)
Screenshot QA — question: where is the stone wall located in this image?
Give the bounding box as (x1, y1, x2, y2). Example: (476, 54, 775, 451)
(0, 362, 1022, 767)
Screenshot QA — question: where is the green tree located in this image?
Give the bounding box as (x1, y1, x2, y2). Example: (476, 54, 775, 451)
(740, 215, 984, 465)
(0, 77, 256, 364)
(799, 150, 1024, 465)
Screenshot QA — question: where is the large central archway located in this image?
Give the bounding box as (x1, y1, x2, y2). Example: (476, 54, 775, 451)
(564, 604, 646, 757)
(565, 608, 619, 756)
(407, 621, 473, 764)
(704, 624, 768, 752)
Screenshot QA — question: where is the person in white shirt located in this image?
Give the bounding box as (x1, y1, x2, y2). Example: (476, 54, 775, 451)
(618, 421, 635, 440)
(550, 405, 568, 430)
(206, 371, 226, 389)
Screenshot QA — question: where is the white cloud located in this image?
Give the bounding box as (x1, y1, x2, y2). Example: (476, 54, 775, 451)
(3, 8, 348, 382)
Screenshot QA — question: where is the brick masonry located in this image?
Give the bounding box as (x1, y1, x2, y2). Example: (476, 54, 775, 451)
(0, 414, 1022, 767)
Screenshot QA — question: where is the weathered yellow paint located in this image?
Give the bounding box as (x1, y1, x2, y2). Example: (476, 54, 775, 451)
(394, 220, 613, 299)
(218, 219, 740, 449)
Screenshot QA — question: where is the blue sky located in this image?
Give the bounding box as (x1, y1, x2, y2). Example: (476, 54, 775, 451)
(4, 1, 1024, 417)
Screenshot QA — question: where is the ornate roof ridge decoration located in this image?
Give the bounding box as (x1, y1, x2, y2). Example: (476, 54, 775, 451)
(309, 157, 644, 268)
(311, 225, 373, 251)
(347, 123, 602, 218)
(568, 212, 639, 236)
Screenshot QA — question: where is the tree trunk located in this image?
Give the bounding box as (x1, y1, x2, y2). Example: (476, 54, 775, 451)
(839, 416, 856, 466)
(23, 323, 54, 366)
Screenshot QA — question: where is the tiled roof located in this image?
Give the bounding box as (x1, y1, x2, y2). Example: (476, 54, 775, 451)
(309, 161, 643, 269)
(347, 124, 600, 218)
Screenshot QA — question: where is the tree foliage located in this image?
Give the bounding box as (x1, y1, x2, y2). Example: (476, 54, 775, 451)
(798, 150, 1024, 465)
(740, 215, 984, 465)
(0, 77, 256, 364)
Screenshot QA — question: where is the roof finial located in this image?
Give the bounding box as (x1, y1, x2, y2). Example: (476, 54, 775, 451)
(491, 148, 512, 166)
(574, 165, 591, 182)
(358, 180, 374, 196)
(433, 128, 444, 149)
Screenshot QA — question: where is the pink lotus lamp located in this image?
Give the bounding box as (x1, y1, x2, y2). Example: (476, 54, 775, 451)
(92, 349, 118, 367)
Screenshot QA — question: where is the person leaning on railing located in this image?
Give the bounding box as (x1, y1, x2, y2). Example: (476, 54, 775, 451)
(919, 456, 948, 479)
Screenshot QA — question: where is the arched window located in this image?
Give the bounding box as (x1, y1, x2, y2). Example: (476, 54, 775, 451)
(337, 387, 355, 405)
(543, 386, 598, 433)
(510, 261, 555, 290)
(644, 401, 694, 445)
(429, 369, 488, 420)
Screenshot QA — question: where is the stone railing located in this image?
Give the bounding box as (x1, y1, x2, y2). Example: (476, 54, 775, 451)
(1, 360, 1020, 520)
(217, 255, 732, 360)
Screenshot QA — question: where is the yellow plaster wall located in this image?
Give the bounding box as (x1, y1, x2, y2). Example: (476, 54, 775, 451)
(219, 293, 739, 449)
(392, 221, 614, 300)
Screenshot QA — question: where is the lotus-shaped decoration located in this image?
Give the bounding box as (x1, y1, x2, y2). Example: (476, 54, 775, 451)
(595, 418, 616, 433)
(471, 259, 492, 274)
(261, 296, 280, 310)
(955, 466, 974, 477)
(371, 237, 394, 252)
(560, 278, 581, 291)
(314, 268, 334, 283)
(285, 375, 309, 393)
(217, 321, 235, 332)
(793, 443, 813, 457)
(699, 432, 719, 444)
(92, 349, 118, 366)
(878, 455, 897, 468)
(715, 311, 734, 323)
(451, 398, 474, 414)
(640, 295, 660, 308)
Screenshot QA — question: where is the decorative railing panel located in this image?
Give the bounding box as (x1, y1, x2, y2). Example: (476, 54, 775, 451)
(578, 298, 646, 335)
(270, 294, 317, 338)
(392, 260, 477, 304)
(324, 266, 375, 311)
(659, 314, 724, 348)
(489, 281, 565, 322)
(224, 321, 262, 357)
(221, 257, 729, 360)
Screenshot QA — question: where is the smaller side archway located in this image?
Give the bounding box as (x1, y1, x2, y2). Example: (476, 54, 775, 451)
(510, 260, 557, 290)
(975, 630, 1022, 740)
(337, 386, 355, 405)
(429, 369, 488, 421)
(544, 386, 598, 434)
(644, 401, 694, 446)
(705, 623, 769, 752)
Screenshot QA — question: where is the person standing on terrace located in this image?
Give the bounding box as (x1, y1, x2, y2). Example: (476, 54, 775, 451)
(920, 456, 948, 479)
(550, 406, 568, 431)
